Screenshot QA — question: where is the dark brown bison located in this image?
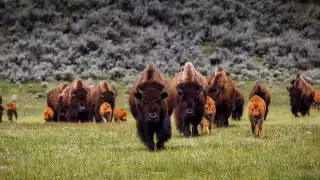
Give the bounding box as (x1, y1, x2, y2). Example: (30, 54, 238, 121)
(129, 63, 174, 151)
(231, 88, 244, 120)
(249, 83, 271, 120)
(67, 77, 89, 122)
(47, 83, 69, 122)
(87, 80, 117, 123)
(287, 74, 315, 117)
(173, 62, 207, 137)
(207, 67, 236, 127)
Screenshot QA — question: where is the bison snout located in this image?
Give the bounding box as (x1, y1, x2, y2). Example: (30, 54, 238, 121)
(79, 105, 86, 112)
(253, 115, 262, 119)
(186, 108, 194, 115)
(148, 112, 158, 120)
(207, 113, 214, 117)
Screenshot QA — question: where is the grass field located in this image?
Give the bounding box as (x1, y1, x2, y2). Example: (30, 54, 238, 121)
(0, 81, 320, 180)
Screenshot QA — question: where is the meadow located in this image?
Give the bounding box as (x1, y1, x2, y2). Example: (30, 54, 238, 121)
(0, 81, 320, 180)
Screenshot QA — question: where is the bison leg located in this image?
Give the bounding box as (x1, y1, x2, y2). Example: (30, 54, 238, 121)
(183, 123, 191, 137)
(250, 121, 255, 136)
(137, 121, 155, 151)
(0, 114, 2, 122)
(258, 122, 263, 138)
(156, 116, 171, 150)
(264, 106, 269, 120)
(200, 123, 203, 134)
(191, 123, 199, 136)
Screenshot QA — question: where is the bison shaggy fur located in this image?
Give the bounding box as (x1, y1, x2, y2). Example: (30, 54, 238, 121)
(173, 62, 207, 137)
(207, 67, 235, 127)
(87, 80, 117, 123)
(287, 74, 315, 117)
(129, 64, 174, 151)
(248, 95, 266, 138)
(47, 83, 68, 122)
(249, 83, 271, 120)
(232, 88, 244, 121)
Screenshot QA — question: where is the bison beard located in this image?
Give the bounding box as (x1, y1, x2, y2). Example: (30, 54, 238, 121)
(175, 82, 206, 137)
(129, 81, 171, 151)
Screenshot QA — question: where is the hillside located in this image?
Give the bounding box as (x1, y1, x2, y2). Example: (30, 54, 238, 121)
(0, 0, 320, 87)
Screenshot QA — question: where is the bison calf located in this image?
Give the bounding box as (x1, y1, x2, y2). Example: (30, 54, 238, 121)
(99, 102, 112, 122)
(204, 96, 216, 133)
(114, 108, 127, 122)
(248, 95, 266, 138)
(43, 107, 54, 122)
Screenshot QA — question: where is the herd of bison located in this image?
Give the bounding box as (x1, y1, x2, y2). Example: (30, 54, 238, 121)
(1, 62, 320, 151)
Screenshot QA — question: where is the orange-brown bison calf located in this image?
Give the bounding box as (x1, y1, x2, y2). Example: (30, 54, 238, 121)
(129, 64, 174, 151)
(248, 95, 266, 138)
(113, 108, 127, 122)
(43, 107, 54, 122)
(249, 83, 271, 120)
(99, 102, 112, 122)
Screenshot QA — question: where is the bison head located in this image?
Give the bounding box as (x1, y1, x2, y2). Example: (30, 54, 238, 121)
(70, 88, 88, 112)
(99, 81, 117, 106)
(248, 97, 265, 121)
(176, 82, 205, 117)
(134, 81, 168, 122)
(205, 96, 216, 119)
(207, 72, 227, 104)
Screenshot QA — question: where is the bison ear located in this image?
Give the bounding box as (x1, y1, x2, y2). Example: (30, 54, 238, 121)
(160, 92, 168, 99)
(134, 91, 143, 100)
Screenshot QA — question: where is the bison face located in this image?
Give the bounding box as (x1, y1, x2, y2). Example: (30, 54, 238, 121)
(249, 104, 264, 121)
(70, 88, 88, 112)
(134, 81, 168, 122)
(176, 82, 204, 117)
(205, 100, 216, 118)
(100, 91, 117, 105)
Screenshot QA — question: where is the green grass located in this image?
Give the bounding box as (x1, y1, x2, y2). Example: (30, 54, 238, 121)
(0, 81, 320, 180)
(201, 44, 215, 57)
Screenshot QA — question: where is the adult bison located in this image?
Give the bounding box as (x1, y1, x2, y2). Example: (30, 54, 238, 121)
(67, 77, 89, 122)
(287, 74, 315, 117)
(87, 80, 117, 123)
(47, 83, 69, 122)
(231, 88, 244, 121)
(173, 62, 207, 137)
(207, 67, 235, 127)
(249, 83, 271, 120)
(129, 63, 174, 151)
